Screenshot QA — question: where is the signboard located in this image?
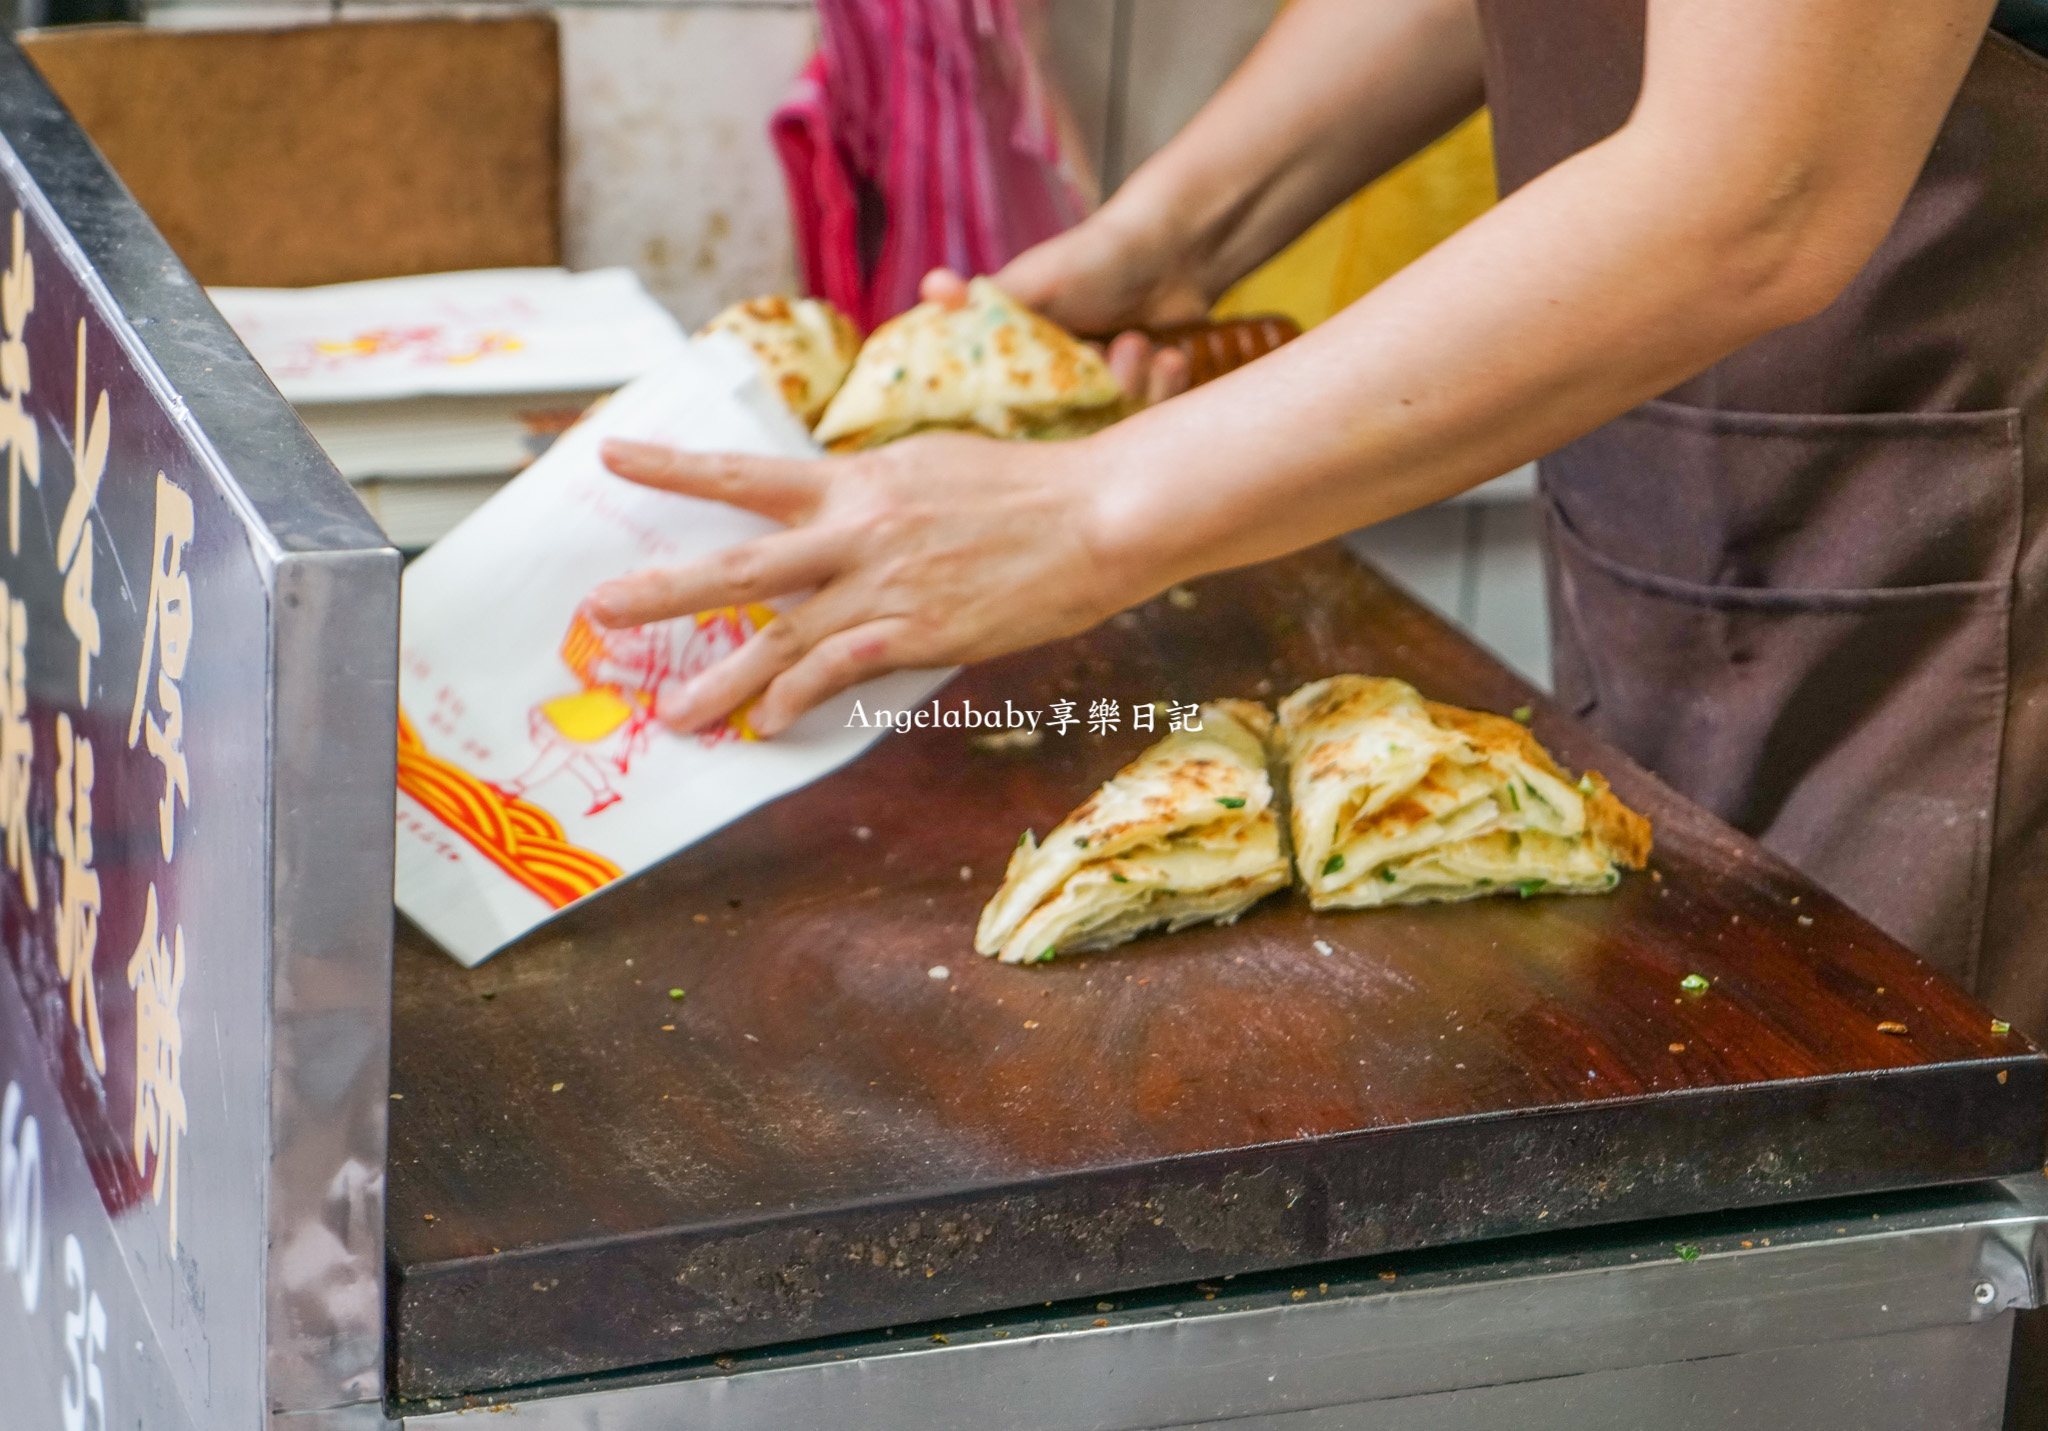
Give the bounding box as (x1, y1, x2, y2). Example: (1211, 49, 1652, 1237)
(0, 43, 398, 1431)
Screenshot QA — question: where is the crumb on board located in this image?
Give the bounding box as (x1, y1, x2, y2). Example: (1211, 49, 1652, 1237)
(1313, 939, 1334, 957)
(1023, 1019, 1040, 1029)
(693, 913, 709, 924)
(1668, 1042, 1686, 1053)
(1877, 1021, 1909, 1036)
(1378, 1271, 1397, 1282)
(1797, 915, 1814, 926)
(959, 866, 973, 881)
(929, 965, 951, 980)
(1167, 585, 1198, 609)
(854, 826, 874, 840)
(550, 1082, 565, 1092)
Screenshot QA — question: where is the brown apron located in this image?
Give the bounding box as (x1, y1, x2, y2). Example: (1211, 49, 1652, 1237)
(1477, 3, 2048, 1030)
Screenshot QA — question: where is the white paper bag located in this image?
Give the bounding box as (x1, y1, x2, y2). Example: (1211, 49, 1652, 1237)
(393, 336, 952, 966)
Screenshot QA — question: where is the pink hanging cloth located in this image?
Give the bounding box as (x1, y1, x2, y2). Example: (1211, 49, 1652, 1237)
(771, 0, 1089, 333)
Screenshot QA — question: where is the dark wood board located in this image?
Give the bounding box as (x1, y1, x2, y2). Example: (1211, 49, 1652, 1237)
(386, 545, 2047, 1400)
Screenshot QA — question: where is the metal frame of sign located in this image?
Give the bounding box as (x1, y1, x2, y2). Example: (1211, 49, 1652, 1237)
(0, 40, 398, 1431)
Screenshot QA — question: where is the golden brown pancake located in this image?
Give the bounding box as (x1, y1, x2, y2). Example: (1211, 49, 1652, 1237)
(697, 294, 860, 427)
(1276, 675, 1650, 910)
(814, 277, 1124, 451)
(976, 700, 1290, 963)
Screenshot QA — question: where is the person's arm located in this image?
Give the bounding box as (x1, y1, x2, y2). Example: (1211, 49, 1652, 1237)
(592, 0, 1996, 738)
(997, 0, 1486, 335)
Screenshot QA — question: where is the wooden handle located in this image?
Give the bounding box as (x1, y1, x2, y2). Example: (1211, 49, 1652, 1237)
(1145, 314, 1301, 389)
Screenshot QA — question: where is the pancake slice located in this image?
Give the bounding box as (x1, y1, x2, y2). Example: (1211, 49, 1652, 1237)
(814, 277, 1125, 451)
(697, 295, 860, 426)
(1277, 675, 1650, 910)
(976, 700, 1290, 963)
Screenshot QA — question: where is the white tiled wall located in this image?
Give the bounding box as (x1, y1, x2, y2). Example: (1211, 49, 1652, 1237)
(135, 0, 1552, 681)
(554, 5, 814, 322)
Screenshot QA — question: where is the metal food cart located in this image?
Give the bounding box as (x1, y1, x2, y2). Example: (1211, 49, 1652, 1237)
(0, 37, 2043, 1431)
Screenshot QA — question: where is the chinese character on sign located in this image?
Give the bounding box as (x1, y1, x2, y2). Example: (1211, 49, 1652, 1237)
(0, 210, 38, 557)
(127, 883, 186, 1248)
(0, 581, 31, 910)
(53, 713, 103, 1075)
(1168, 702, 1202, 732)
(1048, 699, 1077, 735)
(1087, 698, 1119, 736)
(129, 475, 194, 861)
(58, 322, 109, 706)
(1133, 702, 1156, 733)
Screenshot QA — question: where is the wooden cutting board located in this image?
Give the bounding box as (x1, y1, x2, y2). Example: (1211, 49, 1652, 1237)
(385, 544, 2045, 1400)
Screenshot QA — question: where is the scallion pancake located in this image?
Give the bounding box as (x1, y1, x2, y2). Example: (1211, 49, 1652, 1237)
(1276, 675, 1650, 909)
(976, 700, 1289, 963)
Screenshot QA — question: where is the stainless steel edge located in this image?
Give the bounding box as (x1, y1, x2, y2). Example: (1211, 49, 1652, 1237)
(401, 1176, 2048, 1430)
(1207, 1323, 2012, 1431)
(0, 37, 401, 1427)
(275, 1405, 404, 1431)
(268, 547, 401, 1421)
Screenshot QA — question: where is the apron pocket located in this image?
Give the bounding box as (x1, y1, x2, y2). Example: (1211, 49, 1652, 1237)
(1541, 401, 2023, 981)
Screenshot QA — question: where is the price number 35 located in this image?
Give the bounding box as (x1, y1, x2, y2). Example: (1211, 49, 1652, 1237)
(5, 1082, 110, 1431)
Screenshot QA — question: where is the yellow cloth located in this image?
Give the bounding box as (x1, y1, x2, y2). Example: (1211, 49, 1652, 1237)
(1213, 110, 1496, 330)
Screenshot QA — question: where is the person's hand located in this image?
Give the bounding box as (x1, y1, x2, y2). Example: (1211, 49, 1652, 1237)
(992, 206, 1211, 335)
(584, 431, 1144, 737)
(922, 254, 1194, 409)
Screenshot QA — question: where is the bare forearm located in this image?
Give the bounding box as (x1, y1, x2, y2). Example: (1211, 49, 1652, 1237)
(1003, 0, 1482, 328)
(1086, 0, 1990, 594)
(1111, 0, 1484, 302)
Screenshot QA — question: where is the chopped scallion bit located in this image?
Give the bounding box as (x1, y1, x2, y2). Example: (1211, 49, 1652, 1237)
(1516, 879, 1545, 897)
(668, 988, 685, 1000)
(1380, 867, 1398, 884)
(1993, 1019, 2012, 1035)
(1111, 872, 1128, 883)
(1680, 973, 1710, 992)
(1674, 1243, 1701, 1263)
(1323, 853, 1345, 876)
(1217, 796, 1246, 808)
(1511, 705, 1533, 724)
